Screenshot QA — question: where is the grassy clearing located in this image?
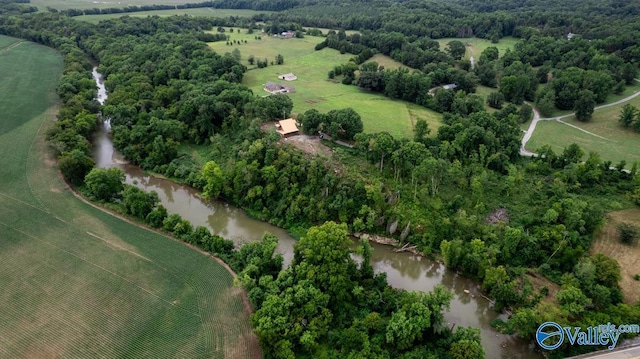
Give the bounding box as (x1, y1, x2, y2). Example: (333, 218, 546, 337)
(210, 28, 442, 138)
(526, 119, 640, 165)
(436, 36, 519, 60)
(32, 0, 201, 11)
(591, 208, 640, 304)
(527, 89, 640, 164)
(75, 8, 270, 23)
(0, 36, 258, 358)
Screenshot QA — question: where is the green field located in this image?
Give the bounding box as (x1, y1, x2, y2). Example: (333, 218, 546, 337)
(75, 8, 271, 23)
(0, 35, 258, 358)
(210, 28, 442, 138)
(436, 36, 519, 60)
(527, 105, 640, 165)
(32, 0, 200, 10)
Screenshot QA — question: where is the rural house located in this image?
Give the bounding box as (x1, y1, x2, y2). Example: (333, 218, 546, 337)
(264, 81, 295, 94)
(276, 118, 300, 137)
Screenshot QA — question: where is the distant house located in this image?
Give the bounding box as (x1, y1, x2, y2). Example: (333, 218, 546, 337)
(428, 84, 457, 96)
(278, 73, 297, 81)
(280, 31, 294, 39)
(567, 32, 575, 40)
(264, 81, 295, 94)
(276, 118, 299, 137)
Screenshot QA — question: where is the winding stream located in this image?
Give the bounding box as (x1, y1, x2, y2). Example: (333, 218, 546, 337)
(91, 67, 541, 358)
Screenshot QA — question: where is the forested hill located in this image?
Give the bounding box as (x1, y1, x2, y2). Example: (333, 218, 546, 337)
(268, 0, 640, 40)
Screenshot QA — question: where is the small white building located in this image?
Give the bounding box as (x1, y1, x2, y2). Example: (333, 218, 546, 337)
(279, 73, 297, 81)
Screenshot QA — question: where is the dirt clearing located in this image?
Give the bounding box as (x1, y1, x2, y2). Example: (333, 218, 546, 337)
(590, 208, 640, 304)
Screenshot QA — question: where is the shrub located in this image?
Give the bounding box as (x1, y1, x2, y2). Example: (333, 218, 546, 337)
(618, 222, 638, 245)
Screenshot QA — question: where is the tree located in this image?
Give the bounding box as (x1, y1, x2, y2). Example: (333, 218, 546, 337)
(618, 104, 637, 128)
(372, 132, 397, 171)
(574, 89, 595, 122)
(413, 119, 431, 143)
(231, 48, 241, 61)
(275, 54, 284, 65)
(123, 185, 159, 219)
(618, 222, 639, 244)
(519, 103, 533, 123)
(450, 327, 485, 359)
(84, 167, 125, 202)
(248, 54, 255, 65)
(202, 161, 225, 200)
(486, 92, 505, 109)
(536, 90, 556, 117)
(300, 109, 325, 134)
(327, 108, 363, 140)
(446, 40, 466, 60)
(58, 149, 95, 186)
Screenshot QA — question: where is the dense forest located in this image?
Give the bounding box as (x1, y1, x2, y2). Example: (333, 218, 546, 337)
(1, 0, 640, 357)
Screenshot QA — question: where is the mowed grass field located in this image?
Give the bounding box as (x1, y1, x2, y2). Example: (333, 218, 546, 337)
(209, 28, 442, 138)
(527, 89, 640, 165)
(75, 8, 271, 23)
(436, 36, 519, 60)
(590, 208, 640, 304)
(0, 35, 259, 358)
(32, 0, 203, 10)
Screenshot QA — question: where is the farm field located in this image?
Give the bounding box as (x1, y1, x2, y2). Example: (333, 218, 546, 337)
(210, 28, 441, 138)
(75, 8, 271, 23)
(32, 0, 202, 11)
(526, 87, 640, 165)
(591, 208, 640, 304)
(0, 35, 258, 358)
(436, 36, 519, 60)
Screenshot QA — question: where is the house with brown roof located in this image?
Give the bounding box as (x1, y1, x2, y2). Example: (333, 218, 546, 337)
(276, 118, 299, 137)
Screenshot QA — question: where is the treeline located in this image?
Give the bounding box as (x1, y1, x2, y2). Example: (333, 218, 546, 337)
(269, 0, 640, 42)
(0, 0, 36, 14)
(57, 0, 299, 17)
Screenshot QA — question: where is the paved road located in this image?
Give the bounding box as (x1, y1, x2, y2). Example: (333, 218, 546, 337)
(520, 78, 640, 157)
(566, 345, 640, 359)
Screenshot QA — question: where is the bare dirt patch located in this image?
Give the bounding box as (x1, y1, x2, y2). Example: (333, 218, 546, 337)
(284, 134, 333, 157)
(590, 208, 640, 304)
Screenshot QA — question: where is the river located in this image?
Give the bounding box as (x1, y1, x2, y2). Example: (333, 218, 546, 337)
(91, 67, 541, 358)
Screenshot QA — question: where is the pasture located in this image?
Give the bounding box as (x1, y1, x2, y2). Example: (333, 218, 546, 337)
(591, 208, 640, 304)
(32, 0, 202, 11)
(0, 35, 258, 358)
(526, 86, 640, 165)
(436, 36, 519, 60)
(75, 8, 271, 23)
(210, 28, 441, 138)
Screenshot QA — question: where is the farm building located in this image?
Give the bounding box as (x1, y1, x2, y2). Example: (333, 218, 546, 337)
(279, 73, 297, 81)
(280, 31, 294, 38)
(428, 84, 457, 96)
(276, 118, 299, 137)
(264, 81, 295, 94)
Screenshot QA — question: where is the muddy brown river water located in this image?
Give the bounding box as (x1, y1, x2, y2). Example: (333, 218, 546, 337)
(92, 67, 542, 358)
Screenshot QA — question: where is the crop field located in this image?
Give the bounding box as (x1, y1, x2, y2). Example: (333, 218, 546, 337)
(32, 0, 202, 11)
(527, 88, 640, 165)
(436, 36, 519, 60)
(75, 8, 271, 23)
(0, 35, 258, 358)
(591, 208, 640, 304)
(209, 28, 441, 138)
